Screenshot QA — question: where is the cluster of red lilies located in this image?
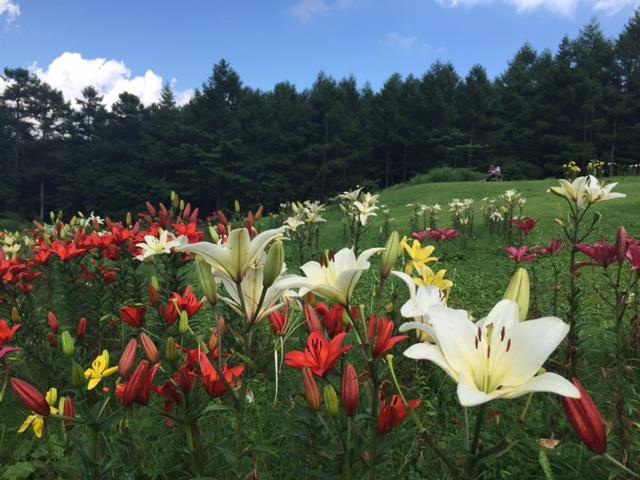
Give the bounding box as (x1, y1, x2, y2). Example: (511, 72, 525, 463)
(277, 302, 421, 435)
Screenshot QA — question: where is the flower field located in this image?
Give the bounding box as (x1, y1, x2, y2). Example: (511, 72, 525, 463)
(0, 175, 639, 479)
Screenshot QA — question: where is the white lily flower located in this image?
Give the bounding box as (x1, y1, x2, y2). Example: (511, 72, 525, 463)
(276, 247, 383, 306)
(178, 227, 285, 283)
(400, 299, 579, 407)
(581, 175, 626, 207)
(135, 229, 183, 261)
(393, 271, 446, 341)
(284, 217, 305, 232)
(217, 253, 291, 323)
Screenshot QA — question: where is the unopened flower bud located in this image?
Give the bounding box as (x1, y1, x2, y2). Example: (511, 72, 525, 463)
(139, 333, 160, 364)
(60, 330, 75, 356)
(148, 282, 160, 307)
(47, 311, 59, 333)
(71, 362, 85, 387)
(178, 311, 190, 334)
(171, 192, 180, 210)
(179, 199, 185, 212)
(165, 336, 177, 362)
(207, 328, 219, 353)
(234, 200, 241, 213)
(10, 307, 19, 322)
(562, 378, 607, 455)
(126, 212, 132, 226)
(554, 218, 565, 228)
(303, 303, 322, 333)
(380, 231, 400, 279)
(63, 396, 76, 429)
(324, 385, 339, 417)
(10, 378, 50, 416)
(122, 360, 150, 407)
(195, 255, 217, 305)
(302, 367, 321, 412)
(341, 363, 359, 417)
(503, 268, 530, 321)
(255, 205, 264, 221)
(615, 226, 628, 265)
(208, 226, 220, 243)
(263, 241, 284, 289)
(76, 317, 88, 338)
(48, 332, 58, 348)
(119, 338, 138, 378)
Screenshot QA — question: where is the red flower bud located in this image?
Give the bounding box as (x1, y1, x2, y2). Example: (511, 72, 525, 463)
(76, 317, 88, 338)
(47, 311, 59, 333)
(10, 378, 50, 416)
(148, 283, 160, 307)
(615, 226, 628, 266)
(562, 378, 607, 455)
(119, 338, 138, 378)
(341, 363, 359, 417)
(139, 333, 160, 364)
(121, 360, 150, 407)
(47, 332, 58, 348)
(63, 396, 76, 429)
(303, 303, 322, 333)
(302, 367, 321, 412)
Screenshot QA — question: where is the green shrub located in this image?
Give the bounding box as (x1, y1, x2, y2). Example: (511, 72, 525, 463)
(408, 167, 480, 185)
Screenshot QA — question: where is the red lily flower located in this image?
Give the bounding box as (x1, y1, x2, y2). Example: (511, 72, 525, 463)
(198, 351, 245, 398)
(315, 303, 357, 337)
(50, 240, 87, 262)
(268, 305, 288, 336)
(575, 241, 617, 270)
(0, 319, 21, 345)
(411, 231, 429, 242)
(427, 228, 460, 241)
(512, 218, 538, 235)
(163, 286, 204, 325)
(562, 378, 607, 454)
(32, 245, 52, 265)
(627, 243, 640, 271)
(377, 394, 421, 435)
(173, 222, 204, 243)
(535, 239, 563, 257)
(119, 306, 147, 328)
(367, 315, 408, 358)
(284, 331, 352, 378)
(505, 246, 536, 264)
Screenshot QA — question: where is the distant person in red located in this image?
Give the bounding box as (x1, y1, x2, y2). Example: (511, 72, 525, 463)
(484, 164, 502, 181)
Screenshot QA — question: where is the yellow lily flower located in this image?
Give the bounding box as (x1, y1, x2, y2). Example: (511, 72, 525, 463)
(400, 238, 438, 275)
(85, 350, 118, 390)
(18, 388, 58, 439)
(415, 265, 453, 292)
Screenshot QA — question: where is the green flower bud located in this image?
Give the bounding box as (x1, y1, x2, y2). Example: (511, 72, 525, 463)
(503, 268, 530, 321)
(263, 241, 284, 289)
(60, 330, 75, 357)
(380, 231, 400, 279)
(208, 226, 220, 243)
(178, 311, 190, 335)
(151, 275, 160, 291)
(71, 362, 85, 387)
(195, 255, 217, 305)
(179, 199, 185, 211)
(165, 336, 177, 362)
(234, 200, 241, 213)
(323, 385, 339, 417)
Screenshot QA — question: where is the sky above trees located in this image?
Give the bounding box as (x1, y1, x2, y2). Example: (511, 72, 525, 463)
(1, 0, 638, 108)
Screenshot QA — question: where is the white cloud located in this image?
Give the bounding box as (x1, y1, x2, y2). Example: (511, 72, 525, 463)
(0, 0, 19, 24)
(383, 32, 420, 49)
(381, 32, 445, 55)
(593, 0, 640, 13)
(434, 0, 637, 16)
(289, 0, 359, 20)
(30, 52, 193, 109)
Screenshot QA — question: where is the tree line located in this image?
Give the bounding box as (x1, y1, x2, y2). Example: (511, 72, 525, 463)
(1, 14, 639, 220)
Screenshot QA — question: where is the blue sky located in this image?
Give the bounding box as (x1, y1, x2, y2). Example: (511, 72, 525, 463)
(0, 0, 638, 105)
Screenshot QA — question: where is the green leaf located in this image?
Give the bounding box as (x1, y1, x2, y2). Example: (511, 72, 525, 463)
(1, 462, 38, 480)
(538, 449, 555, 480)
